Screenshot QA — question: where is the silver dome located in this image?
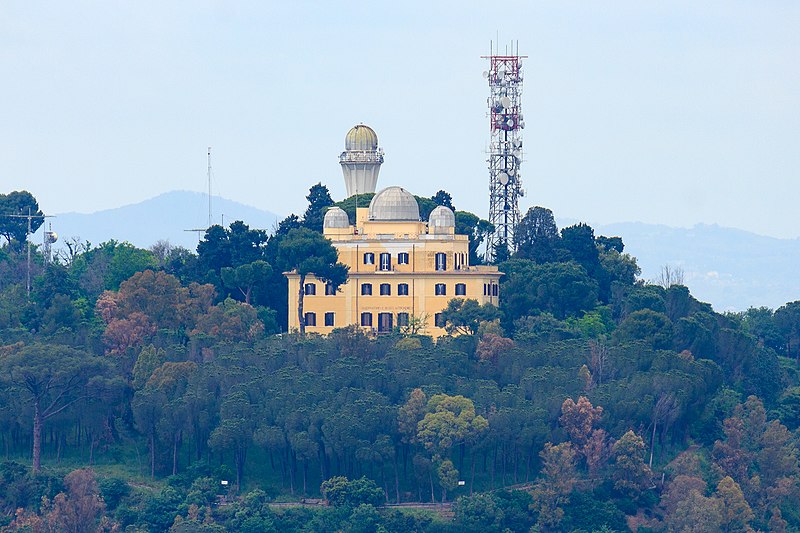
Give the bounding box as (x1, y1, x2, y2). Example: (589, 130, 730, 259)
(428, 205, 455, 230)
(323, 207, 350, 229)
(368, 186, 420, 221)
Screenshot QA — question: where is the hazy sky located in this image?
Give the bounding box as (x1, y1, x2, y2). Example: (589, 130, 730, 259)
(2, 1, 798, 238)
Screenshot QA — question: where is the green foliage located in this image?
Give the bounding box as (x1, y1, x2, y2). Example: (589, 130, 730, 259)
(302, 183, 335, 232)
(0, 190, 44, 246)
(320, 476, 384, 508)
(439, 298, 501, 336)
(500, 259, 599, 322)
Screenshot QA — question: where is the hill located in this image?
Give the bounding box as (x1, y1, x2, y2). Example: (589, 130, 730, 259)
(40, 190, 279, 251)
(596, 221, 800, 311)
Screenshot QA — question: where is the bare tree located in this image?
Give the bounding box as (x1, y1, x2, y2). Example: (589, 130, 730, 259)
(654, 264, 685, 288)
(649, 393, 680, 468)
(588, 340, 610, 386)
(54, 237, 91, 266)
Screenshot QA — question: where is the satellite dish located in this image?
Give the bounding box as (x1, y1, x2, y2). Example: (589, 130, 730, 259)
(500, 96, 511, 108)
(506, 118, 514, 128)
(498, 172, 509, 186)
(46, 232, 58, 244)
(508, 168, 516, 176)
(482, 71, 489, 79)
(513, 149, 522, 159)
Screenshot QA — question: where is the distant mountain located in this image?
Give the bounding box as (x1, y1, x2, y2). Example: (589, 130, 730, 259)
(37, 194, 800, 311)
(41, 190, 279, 251)
(594, 221, 800, 312)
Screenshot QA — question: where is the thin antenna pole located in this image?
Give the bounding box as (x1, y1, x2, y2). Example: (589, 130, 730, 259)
(26, 208, 31, 299)
(207, 147, 212, 228)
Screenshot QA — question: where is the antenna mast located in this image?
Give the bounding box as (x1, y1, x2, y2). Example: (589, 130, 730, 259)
(207, 147, 212, 228)
(482, 41, 527, 262)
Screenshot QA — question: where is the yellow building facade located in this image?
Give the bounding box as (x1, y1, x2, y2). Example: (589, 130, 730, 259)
(286, 185, 502, 337)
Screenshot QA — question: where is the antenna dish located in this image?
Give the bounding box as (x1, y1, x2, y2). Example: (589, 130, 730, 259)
(498, 172, 509, 186)
(500, 96, 511, 108)
(482, 71, 489, 78)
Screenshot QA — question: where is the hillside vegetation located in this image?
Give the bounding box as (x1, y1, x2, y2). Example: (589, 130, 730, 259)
(1, 188, 799, 532)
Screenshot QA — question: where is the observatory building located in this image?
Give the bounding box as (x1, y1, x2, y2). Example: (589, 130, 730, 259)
(286, 126, 502, 337)
(338, 124, 384, 197)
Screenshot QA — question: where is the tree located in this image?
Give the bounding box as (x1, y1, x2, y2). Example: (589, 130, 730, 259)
(614, 309, 673, 349)
(430, 190, 455, 211)
(276, 227, 348, 335)
(320, 476, 384, 508)
(530, 442, 577, 531)
(416, 394, 489, 459)
(561, 223, 600, 277)
(775, 301, 800, 359)
(220, 260, 272, 305)
(559, 396, 603, 448)
(0, 343, 121, 472)
(192, 298, 265, 342)
(302, 183, 335, 232)
(500, 259, 599, 321)
(476, 333, 515, 363)
(667, 489, 723, 533)
(715, 476, 753, 532)
(439, 298, 501, 336)
(0, 191, 44, 246)
(513, 206, 563, 263)
(611, 430, 651, 497)
(43, 469, 106, 533)
(455, 211, 493, 265)
(197, 220, 269, 274)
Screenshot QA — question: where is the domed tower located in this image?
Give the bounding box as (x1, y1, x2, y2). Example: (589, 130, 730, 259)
(339, 124, 384, 197)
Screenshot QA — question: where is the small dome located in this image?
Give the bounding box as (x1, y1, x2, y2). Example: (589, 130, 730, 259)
(345, 124, 379, 151)
(428, 205, 455, 228)
(323, 207, 350, 229)
(368, 186, 420, 221)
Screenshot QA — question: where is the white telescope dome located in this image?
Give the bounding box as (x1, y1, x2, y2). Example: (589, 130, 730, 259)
(323, 207, 350, 229)
(368, 186, 420, 221)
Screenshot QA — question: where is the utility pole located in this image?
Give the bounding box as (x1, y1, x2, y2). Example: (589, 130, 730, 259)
(2, 210, 54, 299)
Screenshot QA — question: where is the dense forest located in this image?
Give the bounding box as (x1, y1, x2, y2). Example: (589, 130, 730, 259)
(1, 187, 799, 532)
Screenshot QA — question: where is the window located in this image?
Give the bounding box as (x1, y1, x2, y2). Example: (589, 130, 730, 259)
(379, 252, 391, 271)
(361, 283, 372, 295)
(378, 312, 393, 333)
(483, 283, 488, 296)
(492, 284, 499, 296)
(435, 313, 446, 327)
(398, 283, 409, 296)
(380, 283, 391, 296)
(304, 283, 316, 295)
(304, 312, 316, 326)
(325, 312, 335, 327)
(435, 252, 447, 271)
(325, 283, 335, 295)
(435, 283, 446, 296)
(361, 312, 372, 327)
(364, 252, 375, 265)
(398, 252, 409, 265)
(455, 283, 466, 296)
(397, 312, 409, 327)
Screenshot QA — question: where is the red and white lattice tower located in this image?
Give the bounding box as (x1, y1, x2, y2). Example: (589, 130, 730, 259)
(483, 42, 526, 262)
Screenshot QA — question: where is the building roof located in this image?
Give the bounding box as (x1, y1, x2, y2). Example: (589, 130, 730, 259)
(323, 207, 350, 229)
(368, 186, 420, 221)
(344, 124, 379, 151)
